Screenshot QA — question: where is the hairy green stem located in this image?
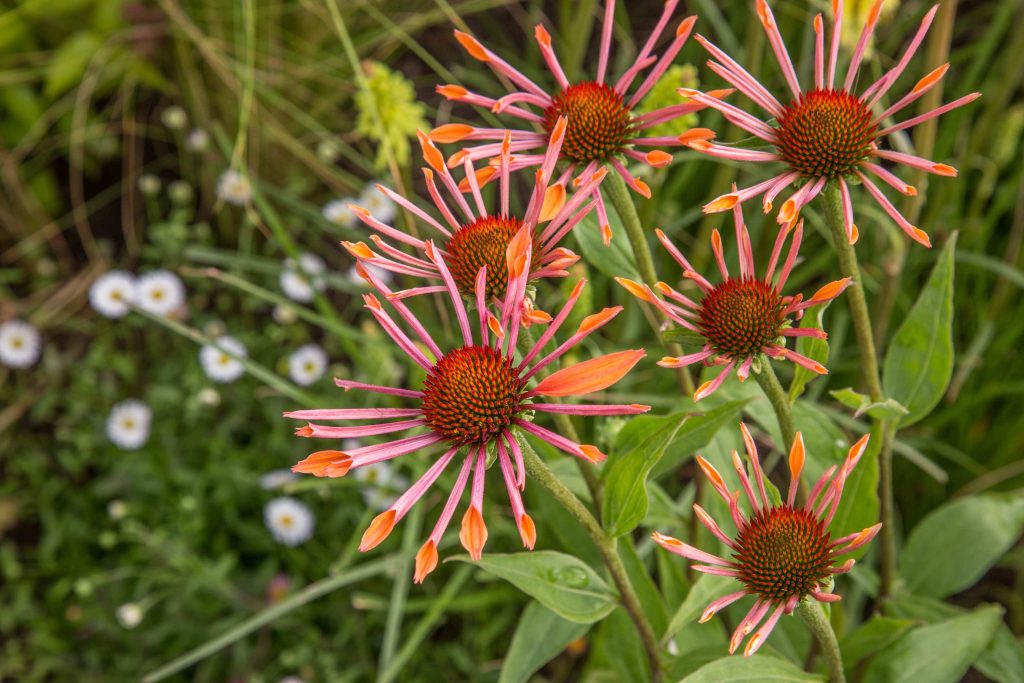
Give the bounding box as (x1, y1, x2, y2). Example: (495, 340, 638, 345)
(821, 183, 896, 600)
(522, 446, 662, 681)
(796, 598, 846, 683)
(603, 171, 695, 397)
(754, 360, 796, 450)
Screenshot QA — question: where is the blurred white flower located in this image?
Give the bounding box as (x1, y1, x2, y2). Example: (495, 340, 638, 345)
(106, 400, 152, 450)
(89, 271, 136, 319)
(160, 106, 188, 130)
(137, 174, 161, 195)
(279, 253, 327, 303)
(359, 183, 397, 224)
(116, 603, 144, 629)
(260, 469, 299, 490)
(264, 497, 314, 546)
(200, 335, 247, 383)
(136, 270, 185, 317)
(279, 677, 305, 683)
(323, 198, 358, 227)
(107, 500, 128, 520)
(0, 319, 41, 369)
(272, 304, 298, 325)
(354, 460, 408, 512)
(288, 344, 328, 386)
(186, 128, 209, 151)
(217, 169, 252, 206)
(197, 387, 221, 406)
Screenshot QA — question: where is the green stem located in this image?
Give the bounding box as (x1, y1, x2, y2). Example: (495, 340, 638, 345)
(821, 183, 896, 600)
(796, 598, 846, 683)
(522, 446, 662, 682)
(753, 360, 796, 450)
(603, 170, 695, 397)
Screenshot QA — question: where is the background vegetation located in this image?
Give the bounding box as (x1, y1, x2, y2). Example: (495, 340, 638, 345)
(1, 0, 1022, 681)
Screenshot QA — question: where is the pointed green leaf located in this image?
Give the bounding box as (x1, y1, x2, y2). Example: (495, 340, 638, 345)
(678, 654, 824, 682)
(498, 601, 590, 683)
(882, 232, 957, 426)
(451, 551, 616, 624)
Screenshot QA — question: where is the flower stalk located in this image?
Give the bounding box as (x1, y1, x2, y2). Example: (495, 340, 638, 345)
(821, 182, 897, 599)
(521, 444, 662, 682)
(604, 169, 695, 396)
(796, 597, 846, 683)
(753, 358, 796, 450)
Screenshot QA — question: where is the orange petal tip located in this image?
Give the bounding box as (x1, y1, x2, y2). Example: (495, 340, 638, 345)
(459, 506, 488, 561)
(704, 194, 738, 213)
(579, 445, 607, 463)
(644, 150, 673, 167)
(429, 123, 474, 144)
(614, 277, 650, 301)
(436, 84, 468, 100)
(519, 513, 537, 549)
(676, 15, 697, 37)
(414, 540, 439, 583)
(533, 349, 645, 397)
(453, 30, 488, 61)
(359, 510, 397, 552)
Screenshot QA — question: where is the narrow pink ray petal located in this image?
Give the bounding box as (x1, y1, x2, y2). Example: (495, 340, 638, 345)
(534, 24, 569, 90)
(744, 604, 786, 656)
(762, 171, 802, 214)
(596, 0, 616, 84)
(689, 140, 780, 162)
(693, 361, 736, 401)
(285, 407, 421, 420)
(502, 429, 526, 490)
(833, 523, 882, 554)
(651, 531, 734, 566)
(878, 63, 950, 120)
(453, 30, 549, 99)
(424, 241, 475, 344)
(855, 171, 932, 247)
(517, 280, 586, 370)
(730, 599, 769, 654)
(696, 34, 784, 117)
(864, 4, 938, 105)
(498, 439, 535, 548)
(680, 89, 777, 141)
(462, 157, 487, 216)
(844, 0, 884, 90)
(700, 591, 748, 623)
(711, 228, 729, 280)
(878, 92, 980, 136)
(813, 14, 825, 89)
(349, 432, 446, 469)
(739, 422, 770, 508)
(696, 455, 734, 504)
(657, 349, 714, 368)
(693, 564, 741, 577)
(514, 419, 606, 463)
(874, 149, 957, 177)
(335, 378, 422, 398)
(787, 432, 806, 506)
(693, 504, 738, 548)
(756, 0, 802, 98)
(391, 447, 459, 520)
(732, 449, 761, 512)
(426, 452, 475, 545)
(363, 294, 435, 370)
(630, 13, 697, 106)
(838, 177, 857, 244)
(296, 419, 425, 439)
(734, 196, 756, 278)
(828, 0, 844, 88)
(777, 219, 804, 292)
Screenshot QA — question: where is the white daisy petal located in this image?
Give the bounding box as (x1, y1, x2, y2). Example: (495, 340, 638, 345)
(136, 270, 185, 317)
(264, 497, 315, 546)
(322, 198, 358, 227)
(0, 319, 41, 368)
(260, 469, 299, 490)
(217, 169, 252, 206)
(279, 253, 327, 303)
(359, 183, 397, 224)
(89, 271, 137, 319)
(199, 335, 247, 383)
(106, 400, 152, 450)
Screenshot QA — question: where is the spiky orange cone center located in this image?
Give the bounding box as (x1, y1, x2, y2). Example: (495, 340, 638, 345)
(733, 506, 833, 603)
(775, 88, 878, 178)
(421, 345, 526, 445)
(544, 81, 633, 163)
(698, 277, 785, 358)
(446, 215, 527, 298)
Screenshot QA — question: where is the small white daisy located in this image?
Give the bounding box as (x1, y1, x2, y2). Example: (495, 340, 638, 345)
(264, 497, 314, 546)
(116, 603, 144, 629)
(0, 319, 41, 369)
(260, 469, 299, 490)
(108, 500, 128, 520)
(322, 198, 358, 227)
(89, 271, 137, 319)
(199, 335, 247, 383)
(160, 106, 187, 130)
(186, 128, 209, 151)
(106, 400, 152, 450)
(287, 344, 328, 386)
(136, 270, 185, 317)
(217, 169, 252, 206)
(359, 183, 397, 224)
(279, 253, 327, 303)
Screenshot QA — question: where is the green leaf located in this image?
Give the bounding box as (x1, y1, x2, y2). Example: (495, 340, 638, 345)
(829, 387, 909, 420)
(789, 301, 832, 401)
(839, 616, 916, 673)
(900, 492, 1024, 598)
(498, 601, 590, 683)
(651, 400, 749, 478)
(574, 211, 640, 281)
(618, 538, 669, 636)
(44, 31, 102, 100)
(451, 551, 617, 624)
(863, 604, 1004, 683)
(663, 573, 736, 644)
(882, 232, 957, 426)
(602, 413, 687, 536)
(678, 654, 824, 682)
(590, 607, 650, 682)
(663, 326, 709, 351)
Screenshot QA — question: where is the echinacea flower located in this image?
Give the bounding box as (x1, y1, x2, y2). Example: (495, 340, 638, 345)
(264, 497, 315, 546)
(0, 319, 41, 369)
(89, 270, 137, 319)
(200, 335, 247, 383)
(431, 0, 718, 244)
(344, 122, 597, 315)
(616, 202, 849, 400)
(279, 253, 327, 303)
(216, 169, 252, 206)
(287, 344, 328, 386)
(136, 270, 186, 318)
(685, 0, 979, 246)
(286, 231, 648, 581)
(653, 424, 880, 656)
(106, 400, 152, 450)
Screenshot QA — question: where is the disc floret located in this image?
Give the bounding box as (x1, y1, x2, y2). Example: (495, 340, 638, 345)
(446, 216, 527, 298)
(775, 88, 877, 178)
(544, 81, 633, 163)
(698, 276, 785, 359)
